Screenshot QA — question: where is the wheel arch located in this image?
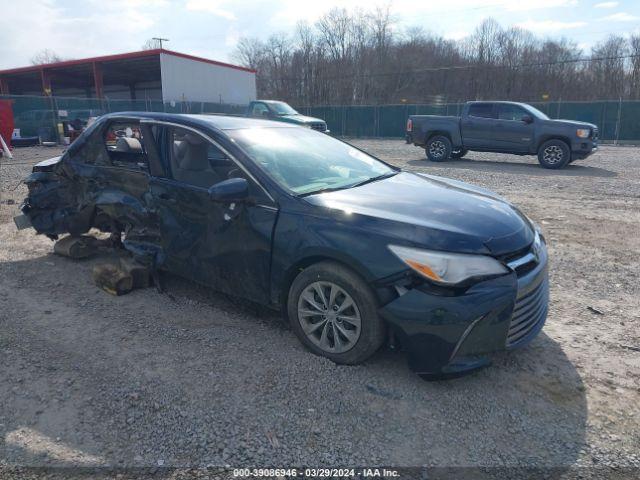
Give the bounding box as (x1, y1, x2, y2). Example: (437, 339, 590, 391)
(536, 135, 571, 152)
(277, 251, 378, 318)
(424, 130, 453, 145)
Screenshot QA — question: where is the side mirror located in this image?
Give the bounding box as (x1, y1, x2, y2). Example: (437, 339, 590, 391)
(522, 114, 534, 124)
(208, 178, 249, 202)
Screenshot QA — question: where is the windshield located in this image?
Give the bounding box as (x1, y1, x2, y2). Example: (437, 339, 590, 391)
(228, 127, 396, 195)
(268, 102, 299, 116)
(525, 105, 550, 120)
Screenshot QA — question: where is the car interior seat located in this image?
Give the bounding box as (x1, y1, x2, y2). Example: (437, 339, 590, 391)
(114, 137, 143, 153)
(173, 133, 221, 188)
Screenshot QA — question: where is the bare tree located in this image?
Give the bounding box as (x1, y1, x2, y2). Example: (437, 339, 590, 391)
(232, 38, 263, 69)
(232, 9, 639, 106)
(30, 49, 63, 65)
(629, 35, 640, 99)
(588, 35, 628, 99)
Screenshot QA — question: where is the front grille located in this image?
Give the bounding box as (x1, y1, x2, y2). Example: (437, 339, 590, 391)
(310, 123, 326, 132)
(506, 277, 549, 347)
(506, 248, 538, 277)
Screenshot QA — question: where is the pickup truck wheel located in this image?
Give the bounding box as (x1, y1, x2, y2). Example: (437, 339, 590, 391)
(538, 140, 571, 169)
(451, 148, 468, 159)
(425, 135, 452, 162)
(287, 261, 385, 365)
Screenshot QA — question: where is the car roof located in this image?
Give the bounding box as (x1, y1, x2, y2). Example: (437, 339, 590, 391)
(467, 101, 529, 107)
(101, 112, 298, 131)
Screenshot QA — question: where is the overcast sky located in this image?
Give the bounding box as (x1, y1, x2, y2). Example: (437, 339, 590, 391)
(1, 0, 639, 69)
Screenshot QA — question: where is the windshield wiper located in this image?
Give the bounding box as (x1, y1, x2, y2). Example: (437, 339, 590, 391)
(347, 171, 399, 189)
(298, 185, 352, 197)
(298, 171, 399, 197)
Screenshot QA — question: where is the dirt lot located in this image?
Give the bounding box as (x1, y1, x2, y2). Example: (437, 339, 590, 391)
(1, 143, 639, 477)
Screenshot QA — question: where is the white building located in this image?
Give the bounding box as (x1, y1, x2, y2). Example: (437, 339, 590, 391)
(0, 48, 257, 105)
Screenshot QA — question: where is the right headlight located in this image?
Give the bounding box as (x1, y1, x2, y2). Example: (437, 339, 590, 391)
(388, 245, 508, 286)
(576, 128, 590, 138)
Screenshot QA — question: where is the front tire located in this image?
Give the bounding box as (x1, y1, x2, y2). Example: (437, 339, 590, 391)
(287, 261, 385, 365)
(538, 140, 571, 169)
(425, 135, 452, 162)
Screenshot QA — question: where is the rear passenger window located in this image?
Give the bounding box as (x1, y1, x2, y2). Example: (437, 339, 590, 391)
(104, 123, 149, 171)
(468, 104, 494, 119)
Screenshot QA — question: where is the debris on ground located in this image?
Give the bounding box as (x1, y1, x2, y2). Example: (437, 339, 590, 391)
(92, 263, 133, 296)
(53, 235, 98, 259)
(119, 256, 151, 289)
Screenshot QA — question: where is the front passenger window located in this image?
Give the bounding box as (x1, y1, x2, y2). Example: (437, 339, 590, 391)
(251, 103, 270, 117)
(498, 105, 528, 121)
(169, 128, 228, 188)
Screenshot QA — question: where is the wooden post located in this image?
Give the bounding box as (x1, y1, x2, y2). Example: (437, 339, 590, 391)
(92, 62, 104, 99)
(40, 69, 52, 96)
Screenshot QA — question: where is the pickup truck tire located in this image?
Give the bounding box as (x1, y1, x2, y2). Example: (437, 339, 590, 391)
(287, 261, 385, 365)
(425, 135, 452, 162)
(538, 140, 571, 169)
(451, 148, 468, 159)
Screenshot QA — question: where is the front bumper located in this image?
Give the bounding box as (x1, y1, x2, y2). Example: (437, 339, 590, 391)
(379, 244, 549, 376)
(571, 139, 598, 160)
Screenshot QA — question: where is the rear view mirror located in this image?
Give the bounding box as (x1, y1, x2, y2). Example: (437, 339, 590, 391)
(208, 178, 249, 202)
(522, 114, 533, 124)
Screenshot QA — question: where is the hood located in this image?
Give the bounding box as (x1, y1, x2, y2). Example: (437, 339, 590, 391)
(544, 118, 598, 130)
(304, 172, 534, 256)
(280, 114, 325, 124)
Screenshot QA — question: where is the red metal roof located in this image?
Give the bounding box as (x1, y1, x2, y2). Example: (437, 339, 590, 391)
(0, 49, 256, 75)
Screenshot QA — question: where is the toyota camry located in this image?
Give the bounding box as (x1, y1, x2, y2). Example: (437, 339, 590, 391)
(15, 113, 549, 377)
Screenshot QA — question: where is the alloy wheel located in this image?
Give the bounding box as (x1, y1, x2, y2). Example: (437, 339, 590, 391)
(543, 145, 564, 164)
(429, 140, 446, 158)
(297, 281, 362, 354)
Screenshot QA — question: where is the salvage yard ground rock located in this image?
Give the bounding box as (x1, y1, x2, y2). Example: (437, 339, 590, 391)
(1, 143, 639, 476)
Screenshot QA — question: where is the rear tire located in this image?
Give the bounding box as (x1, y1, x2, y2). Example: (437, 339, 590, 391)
(538, 140, 571, 169)
(287, 261, 385, 365)
(425, 135, 452, 162)
(451, 148, 468, 159)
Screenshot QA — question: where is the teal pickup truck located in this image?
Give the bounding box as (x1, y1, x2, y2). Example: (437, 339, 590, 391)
(247, 100, 329, 133)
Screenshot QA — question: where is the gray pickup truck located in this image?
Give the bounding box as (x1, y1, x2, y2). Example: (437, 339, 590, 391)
(406, 101, 598, 169)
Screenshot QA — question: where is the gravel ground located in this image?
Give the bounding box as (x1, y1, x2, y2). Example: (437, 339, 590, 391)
(0, 144, 639, 478)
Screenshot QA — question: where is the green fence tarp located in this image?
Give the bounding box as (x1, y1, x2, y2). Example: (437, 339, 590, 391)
(4, 94, 639, 142)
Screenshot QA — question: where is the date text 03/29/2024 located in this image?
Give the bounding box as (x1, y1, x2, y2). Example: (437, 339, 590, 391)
(232, 468, 400, 477)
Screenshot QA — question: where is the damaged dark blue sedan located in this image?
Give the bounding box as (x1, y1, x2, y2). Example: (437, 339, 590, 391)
(15, 113, 549, 377)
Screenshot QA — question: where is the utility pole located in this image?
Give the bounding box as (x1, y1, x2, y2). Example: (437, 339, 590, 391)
(152, 37, 169, 49)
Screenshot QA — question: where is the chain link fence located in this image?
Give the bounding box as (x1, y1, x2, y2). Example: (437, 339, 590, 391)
(3, 94, 639, 143)
(297, 100, 640, 143)
(1, 94, 247, 141)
